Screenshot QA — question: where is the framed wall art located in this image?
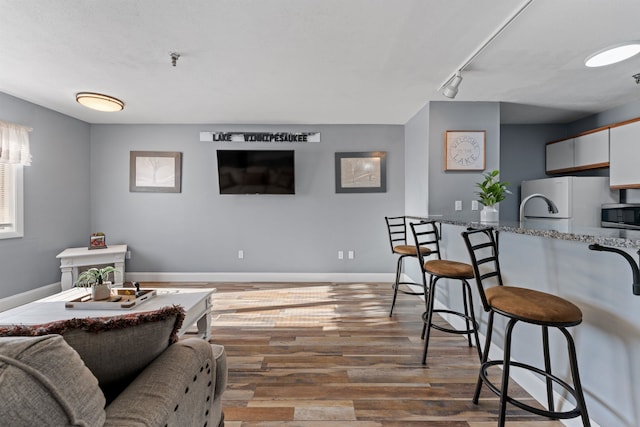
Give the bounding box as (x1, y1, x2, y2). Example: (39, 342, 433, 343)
(335, 151, 387, 193)
(129, 151, 182, 193)
(444, 130, 486, 171)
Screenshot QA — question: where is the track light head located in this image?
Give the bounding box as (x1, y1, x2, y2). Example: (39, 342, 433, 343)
(443, 71, 463, 99)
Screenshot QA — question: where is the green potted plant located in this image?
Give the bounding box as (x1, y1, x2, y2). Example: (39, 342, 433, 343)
(75, 266, 119, 300)
(475, 169, 511, 223)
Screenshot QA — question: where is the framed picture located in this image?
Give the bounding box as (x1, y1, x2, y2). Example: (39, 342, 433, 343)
(129, 151, 182, 193)
(335, 151, 387, 193)
(444, 130, 486, 171)
(89, 232, 107, 250)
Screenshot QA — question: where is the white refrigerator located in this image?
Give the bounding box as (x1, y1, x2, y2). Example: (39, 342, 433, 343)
(520, 176, 618, 231)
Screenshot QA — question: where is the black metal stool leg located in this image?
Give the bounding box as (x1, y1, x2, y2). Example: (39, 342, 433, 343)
(542, 326, 555, 414)
(421, 276, 438, 365)
(420, 273, 430, 339)
(561, 327, 591, 427)
(474, 311, 494, 404)
(498, 318, 518, 427)
(389, 256, 403, 316)
(462, 283, 473, 347)
(463, 279, 483, 361)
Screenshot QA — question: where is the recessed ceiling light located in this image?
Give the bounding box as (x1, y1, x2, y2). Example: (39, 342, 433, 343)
(76, 92, 125, 112)
(585, 42, 640, 67)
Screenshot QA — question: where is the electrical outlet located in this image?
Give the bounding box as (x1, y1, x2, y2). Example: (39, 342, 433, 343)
(455, 200, 462, 211)
(238, 250, 244, 259)
(126, 250, 131, 259)
(348, 250, 354, 259)
(338, 250, 344, 260)
(471, 200, 479, 211)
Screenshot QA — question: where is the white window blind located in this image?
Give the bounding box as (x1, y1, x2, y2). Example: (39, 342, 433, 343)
(0, 163, 9, 225)
(0, 120, 30, 239)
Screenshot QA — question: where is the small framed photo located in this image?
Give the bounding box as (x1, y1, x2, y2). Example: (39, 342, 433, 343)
(89, 232, 107, 250)
(130, 151, 182, 193)
(335, 151, 387, 193)
(444, 130, 486, 171)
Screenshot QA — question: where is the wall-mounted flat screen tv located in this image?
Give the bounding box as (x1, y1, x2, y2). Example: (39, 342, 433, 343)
(216, 149, 295, 194)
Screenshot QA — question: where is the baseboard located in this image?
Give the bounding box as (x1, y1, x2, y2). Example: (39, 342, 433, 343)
(0, 282, 61, 312)
(125, 272, 396, 283)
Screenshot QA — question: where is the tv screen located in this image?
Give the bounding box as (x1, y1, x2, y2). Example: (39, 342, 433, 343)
(216, 150, 295, 194)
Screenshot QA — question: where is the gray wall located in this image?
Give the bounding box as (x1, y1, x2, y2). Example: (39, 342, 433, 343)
(0, 92, 91, 298)
(499, 124, 566, 221)
(569, 99, 640, 135)
(90, 124, 404, 274)
(428, 101, 500, 217)
(404, 102, 429, 216)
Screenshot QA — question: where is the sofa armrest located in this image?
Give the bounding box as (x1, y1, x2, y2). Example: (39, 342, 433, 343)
(104, 338, 219, 427)
(210, 344, 227, 426)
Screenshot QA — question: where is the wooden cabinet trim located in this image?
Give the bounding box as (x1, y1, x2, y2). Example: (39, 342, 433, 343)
(547, 116, 640, 145)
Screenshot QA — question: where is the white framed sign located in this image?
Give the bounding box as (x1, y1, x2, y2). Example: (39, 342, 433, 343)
(444, 130, 486, 171)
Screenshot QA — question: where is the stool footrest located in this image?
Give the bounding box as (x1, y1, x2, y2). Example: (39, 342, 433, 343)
(393, 281, 425, 296)
(479, 359, 584, 420)
(422, 309, 479, 335)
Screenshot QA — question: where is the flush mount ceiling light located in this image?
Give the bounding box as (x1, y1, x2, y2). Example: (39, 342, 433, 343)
(585, 42, 640, 67)
(443, 71, 463, 99)
(76, 92, 125, 112)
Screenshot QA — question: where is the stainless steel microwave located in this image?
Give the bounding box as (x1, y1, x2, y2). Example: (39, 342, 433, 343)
(601, 203, 640, 229)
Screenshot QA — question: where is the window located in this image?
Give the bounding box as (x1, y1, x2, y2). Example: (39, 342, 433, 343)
(0, 120, 31, 239)
(0, 162, 24, 239)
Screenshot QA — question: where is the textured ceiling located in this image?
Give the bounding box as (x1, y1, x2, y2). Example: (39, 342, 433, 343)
(1, 0, 639, 125)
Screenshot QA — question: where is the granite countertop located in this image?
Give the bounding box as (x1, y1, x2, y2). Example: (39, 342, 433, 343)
(408, 214, 640, 249)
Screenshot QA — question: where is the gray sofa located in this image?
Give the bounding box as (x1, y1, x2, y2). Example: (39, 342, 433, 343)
(0, 306, 227, 427)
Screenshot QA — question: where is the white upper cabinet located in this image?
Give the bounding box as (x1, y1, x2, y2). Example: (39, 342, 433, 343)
(546, 128, 609, 174)
(546, 138, 574, 173)
(610, 120, 640, 189)
(574, 129, 609, 168)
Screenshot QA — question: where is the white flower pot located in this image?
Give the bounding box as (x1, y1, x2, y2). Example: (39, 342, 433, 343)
(480, 205, 499, 223)
(91, 283, 111, 301)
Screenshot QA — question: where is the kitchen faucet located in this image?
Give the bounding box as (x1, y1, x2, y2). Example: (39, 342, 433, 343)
(519, 193, 559, 226)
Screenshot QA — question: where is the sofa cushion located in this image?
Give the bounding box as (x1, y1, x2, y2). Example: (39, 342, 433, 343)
(0, 335, 106, 426)
(0, 305, 185, 403)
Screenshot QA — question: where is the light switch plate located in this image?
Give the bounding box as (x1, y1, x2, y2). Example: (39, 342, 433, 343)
(471, 200, 479, 211)
(455, 200, 462, 211)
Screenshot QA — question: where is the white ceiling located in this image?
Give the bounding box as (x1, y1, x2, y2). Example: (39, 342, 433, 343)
(1, 0, 639, 125)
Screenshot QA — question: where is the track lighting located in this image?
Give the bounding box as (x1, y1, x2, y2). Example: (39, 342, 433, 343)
(442, 71, 463, 99)
(437, 0, 533, 99)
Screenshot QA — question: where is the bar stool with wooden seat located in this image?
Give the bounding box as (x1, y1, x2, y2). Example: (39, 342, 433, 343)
(385, 216, 430, 317)
(410, 220, 482, 365)
(461, 228, 590, 427)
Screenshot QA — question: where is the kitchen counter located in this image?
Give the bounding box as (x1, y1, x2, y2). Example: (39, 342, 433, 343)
(409, 214, 640, 249)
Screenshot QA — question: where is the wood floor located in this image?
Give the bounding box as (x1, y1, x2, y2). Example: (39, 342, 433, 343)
(158, 281, 564, 427)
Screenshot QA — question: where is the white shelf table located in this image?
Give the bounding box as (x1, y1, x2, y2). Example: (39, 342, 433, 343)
(56, 245, 127, 290)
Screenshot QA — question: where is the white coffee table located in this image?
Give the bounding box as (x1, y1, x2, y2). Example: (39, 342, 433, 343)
(0, 287, 215, 340)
